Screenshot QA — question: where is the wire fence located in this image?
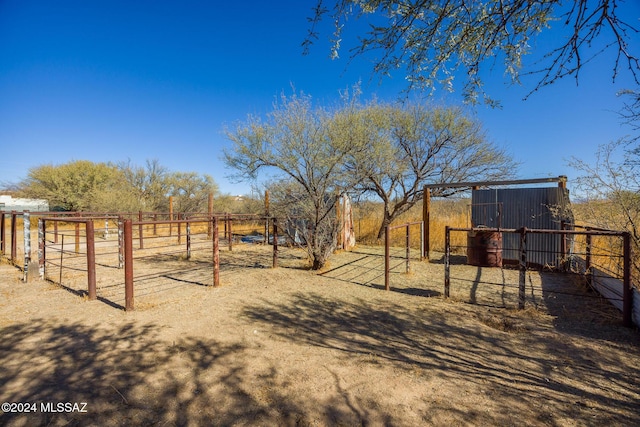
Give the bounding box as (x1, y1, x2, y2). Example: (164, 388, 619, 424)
(444, 226, 637, 327)
(1, 211, 292, 311)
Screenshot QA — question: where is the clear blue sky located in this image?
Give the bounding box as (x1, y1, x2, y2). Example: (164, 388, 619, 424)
(1, 0, 638, 197)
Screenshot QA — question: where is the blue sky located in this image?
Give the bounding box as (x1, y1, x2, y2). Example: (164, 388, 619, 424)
(1, 1, 638, 197)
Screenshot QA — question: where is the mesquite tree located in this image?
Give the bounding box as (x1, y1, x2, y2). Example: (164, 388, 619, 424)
(349, 102, 517, 238)
(224, 91, 367, 269)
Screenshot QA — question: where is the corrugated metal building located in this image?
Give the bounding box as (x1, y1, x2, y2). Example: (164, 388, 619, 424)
(471, 186, 573, 267)
(0, 195, 49, 212)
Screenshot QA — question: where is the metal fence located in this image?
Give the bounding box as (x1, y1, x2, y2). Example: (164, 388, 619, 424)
(444, 226, 637, 327)
(1, 211, 281, 311)
(384, 221, 424, 291)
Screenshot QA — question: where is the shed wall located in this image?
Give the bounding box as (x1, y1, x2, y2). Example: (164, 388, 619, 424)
(471, 187, 573, 267)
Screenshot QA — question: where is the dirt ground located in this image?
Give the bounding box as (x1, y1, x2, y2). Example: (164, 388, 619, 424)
(1, 243, 639, 426)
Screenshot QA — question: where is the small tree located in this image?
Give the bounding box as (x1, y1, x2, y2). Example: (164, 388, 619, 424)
(167, 172, 219, 213)
(349, 102, 517, 238)
(267, 179, 341, 269)
(224, 91, 364, 269)
(19, 160, 120, 211)
(569, 139, 640, 281)
(116, 159, 171, 211)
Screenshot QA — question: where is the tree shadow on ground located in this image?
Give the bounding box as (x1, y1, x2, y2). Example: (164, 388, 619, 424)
(243, 292, 640, 425)
(0, 320, 309, 426)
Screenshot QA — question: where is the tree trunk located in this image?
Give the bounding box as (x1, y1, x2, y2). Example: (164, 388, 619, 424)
(376, 210, 393, 240)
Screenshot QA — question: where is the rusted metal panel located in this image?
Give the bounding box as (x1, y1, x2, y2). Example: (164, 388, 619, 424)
(471, 187, 574, 268)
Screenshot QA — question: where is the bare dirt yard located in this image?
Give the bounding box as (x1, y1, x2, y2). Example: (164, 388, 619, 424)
(1, 243, 639, 426)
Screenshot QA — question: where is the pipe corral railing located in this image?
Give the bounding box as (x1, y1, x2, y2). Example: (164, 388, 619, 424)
(1, 211, 280, 311)
(444, 226, 636, 327)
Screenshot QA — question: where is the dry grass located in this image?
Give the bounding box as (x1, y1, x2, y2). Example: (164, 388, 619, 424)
(353, 198, 470, 253)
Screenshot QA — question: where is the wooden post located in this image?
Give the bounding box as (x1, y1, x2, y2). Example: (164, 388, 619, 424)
(558, 175, 567, 189)
(423, 187, 430, 260)
(124, 219, 134, 311)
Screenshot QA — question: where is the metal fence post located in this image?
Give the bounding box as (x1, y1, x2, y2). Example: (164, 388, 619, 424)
(118, 217, 124, 269)
(75, 222, 80, 254)
(0, 211, 5, 255)
(38, 218, 45, 279)
(385, 225, 390, 291)
(11, 211, 17, 265)
(138, 211, 144, 249)
(86, 221, 97, 300)
(623, 232, 632, 327)
(213, 216, 220, 286)
(444, 226, 450, 298)
(585, 231, 592, 288)
(420, 221, 425, 261)
(124, 219, 134, 311)
(405, 225, 411, 273)
(518, 227, 527, 309)
(228, 216, 233, 252)
(23, 212, 31, 282)
(186, 218, 191, 259)
(272, 218, 278, 268)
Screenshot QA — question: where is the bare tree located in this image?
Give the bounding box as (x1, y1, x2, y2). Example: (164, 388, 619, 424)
(304, 0, 639, 104)
(117, 159, 171, 211)
(618, 89, 640, 141)
(224, 91, 365, 269)
(569, 139, 640, 245)
(167, 172, 219, 213)
(349, 102, 517, 238)
(569, 139, 640, 287)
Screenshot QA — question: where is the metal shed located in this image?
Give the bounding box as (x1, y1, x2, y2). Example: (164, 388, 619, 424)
(423, 176, 573, 268)
(471, 186, 574, 267)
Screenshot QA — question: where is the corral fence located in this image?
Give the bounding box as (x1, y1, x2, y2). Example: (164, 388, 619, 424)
(1, 211, 281, 311)
(384, 221, 424, 290)
(444, 226, 638, 328)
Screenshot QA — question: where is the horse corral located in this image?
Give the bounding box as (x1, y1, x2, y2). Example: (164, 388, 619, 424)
(1, 205, 639, 426)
